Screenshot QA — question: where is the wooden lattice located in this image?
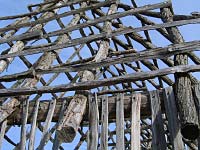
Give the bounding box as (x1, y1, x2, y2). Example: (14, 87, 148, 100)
(0, 0, 200, 149)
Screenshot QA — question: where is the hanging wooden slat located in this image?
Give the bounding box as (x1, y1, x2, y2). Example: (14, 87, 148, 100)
(100, 95, 108, 150)
(131, 93, 141, 150)
(88, 93, 99, 150)
(0, 120, 7, 150)
(37, 98, 57, 150)
(28, 95, 40, 150)
(149, 90, 167, 150)
(20, 98, 29, 150)
(163, 87, 184, 150)
(53, 101, 67, 150)
(116, 93, 124, 150)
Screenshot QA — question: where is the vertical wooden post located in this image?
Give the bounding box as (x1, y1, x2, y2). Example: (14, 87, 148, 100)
(0, 120, 7, 150)
(161, 7, 199, 140)
(28, 96, 40, 150)
(116, 93, 124, 150)
(149, 90, 167, 150)
(131, 93, 141, 150)
(163, 87, 184, 150)
(88, 93, 99, 150)
(37, 99, 56, 150)
(20, 98, 29, 150)
(100, 95, 108, 150)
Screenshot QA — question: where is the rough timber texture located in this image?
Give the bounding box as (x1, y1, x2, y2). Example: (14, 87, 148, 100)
(161, 7, 199, 140)
(0, 0, 200, 149)
(56, 2, 119, 142)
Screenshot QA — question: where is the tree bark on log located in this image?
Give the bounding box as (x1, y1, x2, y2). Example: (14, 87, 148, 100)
(161, 7, 199, 140)
(56, 2, 119, 143)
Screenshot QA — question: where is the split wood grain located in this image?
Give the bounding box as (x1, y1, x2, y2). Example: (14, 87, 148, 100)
(100, 95, 108, 150)
(131, 93, 141, 150)
(88, 93, 99, 150)
(116, 93, 124, 150)
(149, 90, 167, 150)
(163, 87, 184, 150)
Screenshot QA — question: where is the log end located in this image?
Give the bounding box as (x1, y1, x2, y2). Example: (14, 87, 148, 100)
(56, 126, 76, 143)
(181, 123, 199, 140)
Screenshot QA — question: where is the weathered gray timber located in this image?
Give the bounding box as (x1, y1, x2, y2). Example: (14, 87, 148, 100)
(88, 94, 99, 150)
(161, 7, 199, 140)
(100, 95, 108, 150)
(0, 0, 199, 149)
(163, 87, 184, 150)
(56, 1, 118, 143)
(131, 93, 141, 150)
(150, 90, 167, 150)
(116, 93, 124, 150)
(2, 64, 200, 97)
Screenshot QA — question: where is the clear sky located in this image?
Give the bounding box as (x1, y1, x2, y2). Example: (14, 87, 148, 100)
(0, 0, 199, 150)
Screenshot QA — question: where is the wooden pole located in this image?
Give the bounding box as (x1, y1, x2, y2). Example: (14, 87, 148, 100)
(161, 7, 199, 140)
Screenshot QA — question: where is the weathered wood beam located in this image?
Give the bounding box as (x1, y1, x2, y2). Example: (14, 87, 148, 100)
(163, 87, 184, 149)
(161, 7, 199, 140)
(1, 16, 200, 60)
(0, 0, 91, 20)
(6, 93, 153, 125)
(1, 40, 200, 82)
(0, 2, 83, 129)
(88, 94, 99, 150)
(1, 64, 200, 97)
(150, 90, 167, 150)
(56, 1, 119, 143)
(0, 31, 42, 44)
(0, 0, 116, 33)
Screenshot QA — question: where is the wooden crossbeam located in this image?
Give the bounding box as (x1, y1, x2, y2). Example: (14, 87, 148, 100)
(6, 93, 152, 125)
(1, 65, 200, 97)
(0, 40, 200, 82)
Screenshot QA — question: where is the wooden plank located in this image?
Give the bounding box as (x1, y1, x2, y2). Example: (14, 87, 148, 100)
(1, 40, 200, 82)
(163, 87, 184, 150)
(53, 101, 67, 150)
(131, 93, 141, 150)
(149, 90, 167, 150)
(2, 64, 200, 98)
(37, 99, 56, 150)
(0, 1, 170, 33)
(116, 93, 124, 150)
(100, 95, 108, 150)
(88, 93, 99, 150)
(28, 96, 40, 150)
(20, 99, 29, 150)
(2, 16, 200, 59)
(0, 120, 7, 150)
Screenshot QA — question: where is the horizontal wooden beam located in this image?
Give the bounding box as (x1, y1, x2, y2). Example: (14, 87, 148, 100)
(7, 93, 158, 125)
(1, 16, 199, 59)
(1, 0, 170, 33)
(0, 40, 199, 82)
(0, 64, 200, 97)
(0, 0, 91, 20)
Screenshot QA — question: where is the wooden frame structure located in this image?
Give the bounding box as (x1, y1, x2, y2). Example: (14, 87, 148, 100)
(0, 0, 200, 149)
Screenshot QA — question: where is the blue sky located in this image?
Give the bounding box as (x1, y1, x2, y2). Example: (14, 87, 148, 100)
(0, 0, 199, 150)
